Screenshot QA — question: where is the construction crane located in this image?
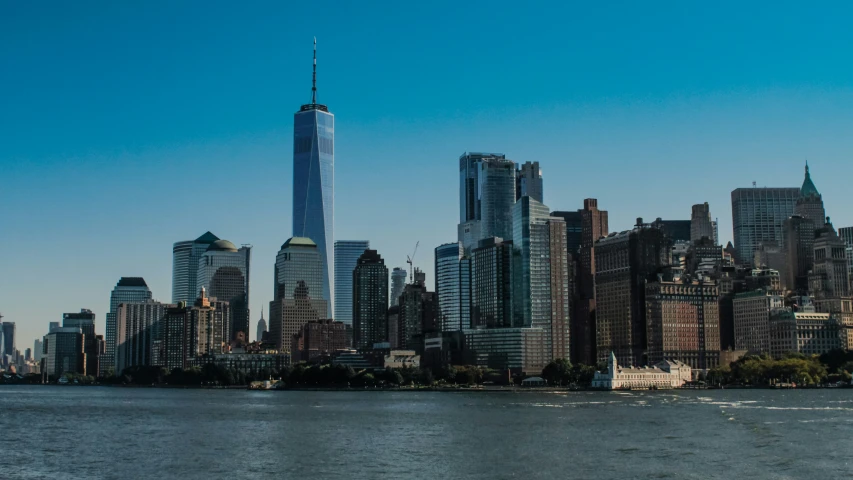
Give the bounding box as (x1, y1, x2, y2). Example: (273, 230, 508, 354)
(406, 241, 419, 284)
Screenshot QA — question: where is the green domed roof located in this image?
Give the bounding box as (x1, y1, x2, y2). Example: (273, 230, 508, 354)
(281, 237, 317, 249)
(800, 163, 820, 198)
(207, 239, 238, 252)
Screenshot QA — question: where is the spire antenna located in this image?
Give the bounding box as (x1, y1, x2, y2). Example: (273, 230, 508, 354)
(312, 37, 317, 104)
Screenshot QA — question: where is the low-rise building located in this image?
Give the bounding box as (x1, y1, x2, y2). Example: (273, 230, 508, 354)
(462, 327, 547, 375)
(291, 319, 348, 364)
(188, 351, 290, 377)
(591, 352, 690, 390)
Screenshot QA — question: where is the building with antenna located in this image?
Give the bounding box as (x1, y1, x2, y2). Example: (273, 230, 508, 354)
(293, 38, 334, 308)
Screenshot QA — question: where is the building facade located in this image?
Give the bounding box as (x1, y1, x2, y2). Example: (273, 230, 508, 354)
(115, 300, 167, 374)
(389, 267, 407, 307)
(105, 277, 152, 374)
(793, 163, 826, 225)
(462, 327, 547, 375)
(690, 202, 715, 243)
(471, 237, 514, 329)
(575, 198, 609, 365)
(291, 319, 348, 363)
(731, 187, 799, 266)
(62, 309, 100, 377)
(732, 289, 784, 354)
(435, 242, 471, 332)
(458, 152, 517, 251)
(334, 240, 370, 328)
(352, 249, 389, 350)
(196, 239, 250, 342)
(784, 215, 815, 294)
(591, 352, 691, 390)
(515, 161, 543, 203)
(770, 308, 841, 359)
(44, 327, 85, 377)
(810, 220, 851, 299)
(172, 231, 220, 304)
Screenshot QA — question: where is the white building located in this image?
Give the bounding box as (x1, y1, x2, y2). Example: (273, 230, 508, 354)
(591, 352, 691, 390)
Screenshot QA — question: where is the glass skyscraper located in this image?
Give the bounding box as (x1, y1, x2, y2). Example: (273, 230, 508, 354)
(458, 153, 517, 252)
(731, 187, 799, 266)
(435, 242, 471, 332)
(105, 277, 152, 374)
(334, 240, 369, 326)
(389, 267, 407, 307)
(352, 249, 389, 349)
(293, 41, 334, 307)
(172, 231, 220, 304)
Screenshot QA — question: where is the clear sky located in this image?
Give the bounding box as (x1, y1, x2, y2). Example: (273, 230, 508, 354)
(3, 1, 853, 348)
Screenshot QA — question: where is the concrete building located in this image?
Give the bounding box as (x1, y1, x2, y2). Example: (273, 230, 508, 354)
(652, 218, 692, 243)
(471, 238, 514, 329)
(389, 267, 407, 307)
(690, 202, 715, 243)
(291, 319, 348, 363)
(352, 249, 389, 350)
(645, 280, 721, 369)
(575, 198, 609, 365)
(44, 327, 85, 377)
(814, 297, 853, 350)
(731, 187, 799, 266)
(595, 220, 670, 366)
(154, 289, 229, 371)
(172, 231, 220, 304)
(292, 41, 335, 307)
(515, 161, 543, 203)
(753, 241, 787, 288)
(196, 239, 250, 342)
(793, 163, 826, 225)
(784, 215, 815, 294)
(33, 339, 43, 363)
(269, 237, 329, 352)
(435, 242, 471, 332)
(732, 289, 784, 354)
(62, 309, 100, 377)
(105, 277, 152, 374)
(1, 321, 15, 364)
(115, 300, 168, 374)
(462, 327, 547, 375)
(334, 240, 369, 328)
(458, 152, 517, 251)
(591, 352, 691, 390)
(256, 312, 267, 343)
(397, 270, 438, 351)
(770, 301, 841, 358)
(810, 220, 851, 299)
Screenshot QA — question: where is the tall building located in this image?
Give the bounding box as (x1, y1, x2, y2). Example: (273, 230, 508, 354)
(43, 327, 84, 377)
(550, 211, 583, 259)
(435, 242, 471, 332)
(116, 300, 167, 374)
(732, 289, 784, 354)
(293, 40, 334, 306)
(595, 220, 670, 366)
(652, 219, 692, 243)
(572, 199, 609, 365)
(794, 163, 826, 224)
(471, 238, 514, 329)
(690, 202, 715, 243)
(840, 227, 853, 288)
(458, 152, 516, 251)
(731, 187, 799, 266)
(810, 220, 851, 299)
(784, 215, 816, 294)
(334, 240, 369, 327)
(62, 309, 100, 377)
(512, 197, 570, 361)
(256, 312, 267, 343)
(645, 279, 721, 369)
(172, 231, 220, 304)
(154, 289, 230, 371)
(196, 239, 250, 342)
(516, 161, 543, 203)
(269, 238, 328, 351)
(1, 321, 15, 363)
(397, 270, 438, 351)
(352, 249, 389, 349)
(389, 267, 407, 306)
(105, 277, 152, 374)
(33, 339, 44, 362)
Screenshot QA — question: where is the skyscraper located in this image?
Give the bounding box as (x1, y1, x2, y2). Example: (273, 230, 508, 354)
(731, 187, 799, 266)
(172, 231, 220, 304)
(352, 249, 389, 349)
(269, 237, 328, 351)
(105, 277, 152, 374)
(458, 152, 516, 251)
(839, 227, 853, 288)
(397, 270, 438, 351)
(516, 161, 543, 203)
(62, 309, 100, 377)
(256, 312, 267, 343)
(196, 239, 251, 342)
(690, 202, 714, 243)
(293, 39, 334, 306)
(334, 240, 369, 327)
(389, 267, 407, 307)
(435, 242, 471, 332)
(116, 300, 167, 374)
(43, 327, 84, 377)
(1, 320, 15, 363)
(794, 163, 825, 224)
(810, 219, 851, 299)
(471, 237, 514, 329)
(783, 215, 815, 294)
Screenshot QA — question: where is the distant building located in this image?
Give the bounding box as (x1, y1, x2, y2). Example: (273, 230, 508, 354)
(397, 269, 438, 351)
(458, 152, 516, 251)
(334, 240, 370, 328)
(154, 289, 230, 371)
(784, 215, 815, 294)
(793, 163, 826, 225)
(1, 321, 15, 364)
(770, 305, 841, 359)
(291, 319, 348, 363)
(33, 339, 43, 362)
(188, 352, 290, 377)
(172, 231, 220, 304)
(731, 187, 799, 266)
(389, 267, 407, 307)
(574, 198, 608, 365)
(471, 237, 514, 329)
(652, 218, 691, 243)
(269, 237, 328, 352)
(352, 249, 389, 350)
(732, 289, 784, 354)
(62, 309, 101, 377)
(814, 297, 853, 351)
(256, 312, 267, 344)
(115, 300, 168, 374)
(515, 161, 543, 203)
(44, 327, 85, 377)
(196, 239, 251, 342)
(838, 227, 853, 288)
(435, 242, 471, 332)
(690, 202, 715, 243)
(105, 277, 152, 374)
(810, 219, 851, 299)
(387, 306, 401, 349)
(462, 327, 547, 375)
(591, 352, 691, 390)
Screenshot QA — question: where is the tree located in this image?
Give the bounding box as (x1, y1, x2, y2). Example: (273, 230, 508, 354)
(542, 358, 572, 386)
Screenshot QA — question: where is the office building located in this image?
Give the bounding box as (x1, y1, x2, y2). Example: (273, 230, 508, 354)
(645, 280, 721, 369)
(154, 289, 230, 371)
(783, 215, 815, 294)
(1, 321, 15, 363)
(839, 227, 853, 288)
(196, 239, 250, 342)
(462, 327, 547, 375)
(334, 240, 369, 327)
(794, 163, 826, 224)
(814, 297, 853, 351)
(435, 242, 471, 332)
(595, 220, 671, 366)
(810, 220, 851, 299)
(458, 152, 516, 251)
(471, 238, 514, 329)
(33, 339, 44, 362)
(256, 312, 267, 343)
(731, 187, 799, 266)
(770, 304, 841, 359)
(352, 249, 389, 349)
(515, 161, 543, 203)
(652, 218, 692, 243)
(397, 270, 438, 351)
(550, 210, 583, 258)
(575, 198, 608, 365)
(115, 300, 168, 374)
(690, 202, 715, 243)
(291, 319, 348, 363)
(105, 277, 152, 374)
(62, 309, 100, 377)
(732, 289, 784, 354)
(293, 40, 334, 306)
(269, 238, 328, 351)
(172, 231, 220, 304)
(389, 267, 407, 307)
(44, 327, 85, 377)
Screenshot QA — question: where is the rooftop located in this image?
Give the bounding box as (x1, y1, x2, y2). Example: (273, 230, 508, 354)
(117, 277, 148, 288)
(281, 237, 317, 249)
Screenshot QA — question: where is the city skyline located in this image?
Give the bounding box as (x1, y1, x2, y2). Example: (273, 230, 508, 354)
(4, 2, 853, 347)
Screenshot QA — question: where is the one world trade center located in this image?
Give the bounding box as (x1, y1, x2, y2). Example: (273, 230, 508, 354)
(293, 38, 334, 305)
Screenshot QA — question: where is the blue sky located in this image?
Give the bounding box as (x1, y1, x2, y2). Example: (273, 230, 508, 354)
(3, 1, 853, 346)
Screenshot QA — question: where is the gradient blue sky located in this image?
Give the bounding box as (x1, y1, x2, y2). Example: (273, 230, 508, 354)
(3, 2, 853, 347)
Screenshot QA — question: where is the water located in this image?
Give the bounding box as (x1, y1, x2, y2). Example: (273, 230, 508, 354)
(1, 386, 851, 479)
